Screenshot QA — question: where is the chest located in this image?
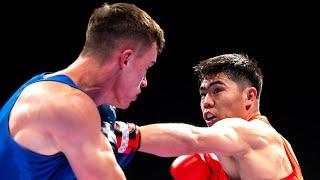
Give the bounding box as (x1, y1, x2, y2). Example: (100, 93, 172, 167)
(216, 155, 239, 178)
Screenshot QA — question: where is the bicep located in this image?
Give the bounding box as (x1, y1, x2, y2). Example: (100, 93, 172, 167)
(195, 125, 246, 155)
(196, 119, 270, 156)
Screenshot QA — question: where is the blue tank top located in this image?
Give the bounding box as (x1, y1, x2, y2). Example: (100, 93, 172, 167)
(0, 73, 78, 180)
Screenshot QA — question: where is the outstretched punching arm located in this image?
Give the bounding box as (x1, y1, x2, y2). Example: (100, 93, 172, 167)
(138, 118, 262, 157)
(99, 104, 266, 158)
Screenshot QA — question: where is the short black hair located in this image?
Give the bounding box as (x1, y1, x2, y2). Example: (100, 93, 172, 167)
(194, 53, 263, 99)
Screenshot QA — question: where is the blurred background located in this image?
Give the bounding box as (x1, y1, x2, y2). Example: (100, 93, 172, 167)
(1, 0, 318, 179)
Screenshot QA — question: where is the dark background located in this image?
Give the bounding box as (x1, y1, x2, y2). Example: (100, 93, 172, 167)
(1, 0, 318, 179)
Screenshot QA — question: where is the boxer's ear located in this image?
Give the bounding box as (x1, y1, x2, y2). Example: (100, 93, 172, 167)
(119, 49, 133, 69)
(245, 87, 257, 110)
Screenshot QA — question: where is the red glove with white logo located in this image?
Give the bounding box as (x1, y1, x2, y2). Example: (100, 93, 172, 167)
(114, 121, 141, 154)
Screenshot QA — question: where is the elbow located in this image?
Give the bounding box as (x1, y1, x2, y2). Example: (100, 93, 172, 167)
(185, 126, 202, 153)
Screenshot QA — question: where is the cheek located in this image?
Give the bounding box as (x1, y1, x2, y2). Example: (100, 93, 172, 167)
(225, 95, 244, 110)
(129, 69, 144, 82)
(216, 95, 238, 111)
(200, 101, 206, 113)
(200, 99, 204, 108)
(132, 73, 146, 88)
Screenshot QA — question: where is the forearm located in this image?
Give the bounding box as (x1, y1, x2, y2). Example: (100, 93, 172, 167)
(138, 123, 199, 157)
(113, 120, 247, 157)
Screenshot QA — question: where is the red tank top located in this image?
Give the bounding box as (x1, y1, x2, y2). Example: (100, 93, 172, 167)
(279, 137, 303, 180)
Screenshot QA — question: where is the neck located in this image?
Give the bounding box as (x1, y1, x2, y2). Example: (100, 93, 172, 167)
(244, 102, 261, 120)
(59, 56, 118, 105)
(247, 112, 261, 121)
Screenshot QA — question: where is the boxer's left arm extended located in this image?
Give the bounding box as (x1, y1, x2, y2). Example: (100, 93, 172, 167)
(110, 121, 203, 157)
(137, 121, 246, 157)
(100, 104, 246, 158)
(99, 104, 202, 157)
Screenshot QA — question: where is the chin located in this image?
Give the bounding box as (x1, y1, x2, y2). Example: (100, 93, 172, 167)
(118, 104, 130, 110)
(121, 100, 134, 109)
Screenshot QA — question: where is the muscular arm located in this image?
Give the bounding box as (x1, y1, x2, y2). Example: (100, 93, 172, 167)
(139, 118, 270, 157)
(48, 93, 125, 180)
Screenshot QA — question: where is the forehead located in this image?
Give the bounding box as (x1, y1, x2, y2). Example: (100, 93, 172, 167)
(139, 42, 158, 65)
(200, 73, 230, 86)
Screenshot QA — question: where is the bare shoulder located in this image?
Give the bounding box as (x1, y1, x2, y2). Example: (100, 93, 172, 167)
(213, 117, 247, 127)
(214, 118, 281, 148)
(21, 81, 100, 136)
(215, 117, 278, 135)
(9, 81, 101, 154)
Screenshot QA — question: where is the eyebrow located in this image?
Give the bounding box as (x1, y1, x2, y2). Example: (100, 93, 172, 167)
(199, 80, 226, 91)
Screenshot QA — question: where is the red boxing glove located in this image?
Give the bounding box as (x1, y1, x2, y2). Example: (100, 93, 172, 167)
(114, 121, 141, 154)
(170, 154, 211, 180)
(203, 154, 229, 180)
